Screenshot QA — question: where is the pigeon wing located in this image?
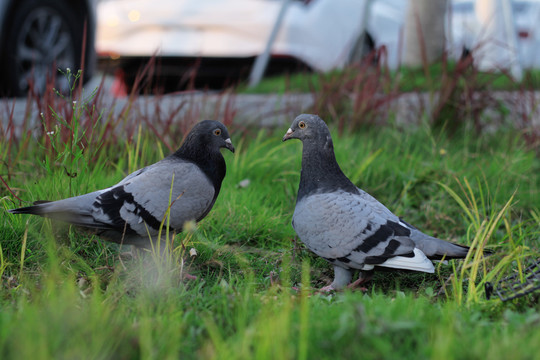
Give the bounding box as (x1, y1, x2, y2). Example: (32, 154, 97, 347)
(9, 159, 216, 238)
(92, 158, 215, 236)
(293, 189, 431, 270)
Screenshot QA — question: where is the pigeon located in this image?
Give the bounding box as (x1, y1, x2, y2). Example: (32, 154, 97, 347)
(9, 120, 235, 248)
(283, 114, 477, 291)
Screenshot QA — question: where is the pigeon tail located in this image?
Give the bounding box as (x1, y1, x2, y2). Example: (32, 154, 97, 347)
(8, 202, 51, 215)
(8, 193, 109, 229)
(410, 230, 480, 260)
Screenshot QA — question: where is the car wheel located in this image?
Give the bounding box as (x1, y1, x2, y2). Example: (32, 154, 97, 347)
(1, 0, 83, 96)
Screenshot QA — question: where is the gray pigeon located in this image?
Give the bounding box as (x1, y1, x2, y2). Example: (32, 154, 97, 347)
(9, 120, 234, 248)
(283, 114, 475, 291)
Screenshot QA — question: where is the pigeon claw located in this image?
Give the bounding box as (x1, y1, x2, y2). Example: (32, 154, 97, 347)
(183, 273, 198, 281)
(318, 285, 337, 293)
(347, 274, 373, 292)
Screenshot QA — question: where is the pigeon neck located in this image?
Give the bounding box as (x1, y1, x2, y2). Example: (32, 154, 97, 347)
(297, 140, 358, 201)
(173, 142, 226, 194)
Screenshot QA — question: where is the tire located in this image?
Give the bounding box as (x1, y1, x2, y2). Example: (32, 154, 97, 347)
(0, 0, 84, 96)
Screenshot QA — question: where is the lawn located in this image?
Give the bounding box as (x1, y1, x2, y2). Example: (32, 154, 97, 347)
(240, 61, 540, 94)
(0, 70, 539, 359)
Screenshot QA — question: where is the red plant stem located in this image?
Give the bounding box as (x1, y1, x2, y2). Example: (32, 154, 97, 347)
(0, 174, 24, 204)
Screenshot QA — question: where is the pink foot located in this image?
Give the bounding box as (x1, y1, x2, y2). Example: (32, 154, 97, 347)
(319, 285, 336, 293)
(183, 273, 197, 280)
(347, 275, 372, 291)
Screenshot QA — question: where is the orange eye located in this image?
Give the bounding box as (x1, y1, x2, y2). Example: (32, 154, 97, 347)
(214, 129, 221, 136)
(298, 121, 306, 129)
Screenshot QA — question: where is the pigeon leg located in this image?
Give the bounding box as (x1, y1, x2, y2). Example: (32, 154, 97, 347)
(319, 265, 352, 292)
(347, 270, 374, 291)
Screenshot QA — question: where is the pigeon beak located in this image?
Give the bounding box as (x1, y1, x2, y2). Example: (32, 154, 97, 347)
(224, 138, 235, 153)
(282, 128, 294, 142)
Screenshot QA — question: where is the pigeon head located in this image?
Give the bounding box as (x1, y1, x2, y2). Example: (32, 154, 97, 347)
(183, 120, 235, 154)
(173, 120, 234, 201)
(173, 120, 234, 173)
(282, 114, 332, 148)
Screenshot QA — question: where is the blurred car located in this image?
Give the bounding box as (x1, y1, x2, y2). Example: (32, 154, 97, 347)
(96, 0, 387, 91)
(374, 0, 540, 69)
(96, 0, 540, 93)
(448, 0, 540, 68)
(364, 0, 406, 70)
(0, 0, 97, 97)
(512, 0, 540, 68)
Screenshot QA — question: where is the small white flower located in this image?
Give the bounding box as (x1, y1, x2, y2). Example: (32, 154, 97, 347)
(46, 131, 54, 135)
(238, 179, 251, 188)
(189, 248, 198, 257)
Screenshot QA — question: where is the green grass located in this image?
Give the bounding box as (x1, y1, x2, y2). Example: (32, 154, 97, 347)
(1, 66, 539, 359)
(1, 105, 539, 359)
(240, 64, 540, 94)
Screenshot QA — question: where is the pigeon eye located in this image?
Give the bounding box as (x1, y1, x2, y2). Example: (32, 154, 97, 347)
(298, 121, 306, 129)
(213, 129, 221, 136)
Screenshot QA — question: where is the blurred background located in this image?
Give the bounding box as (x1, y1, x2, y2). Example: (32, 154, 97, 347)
(0, 0, 538, 97)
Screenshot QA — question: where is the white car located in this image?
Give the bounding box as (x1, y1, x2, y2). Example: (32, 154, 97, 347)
(0, 0, 97, 96)
(95, 0, 539, 92)
(96, 0, 401, 90)
(97, 0, 374, 71)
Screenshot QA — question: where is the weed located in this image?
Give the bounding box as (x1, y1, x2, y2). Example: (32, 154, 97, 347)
(311, 48, 399, 133)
